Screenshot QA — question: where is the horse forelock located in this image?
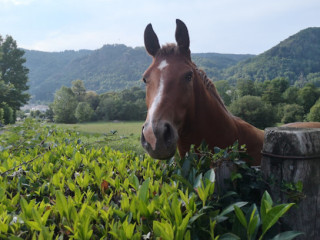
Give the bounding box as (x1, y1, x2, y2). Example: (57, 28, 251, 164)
(156, 43, 190, 58)
(156, 43, 180, 57)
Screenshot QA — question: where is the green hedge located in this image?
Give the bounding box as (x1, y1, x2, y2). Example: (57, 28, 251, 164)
(0, 119, 301, 239)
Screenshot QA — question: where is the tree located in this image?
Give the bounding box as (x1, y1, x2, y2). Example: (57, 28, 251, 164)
(262, 78, 289, 106)
(281, 104, 304, 123)
(262, 84, 281, 106)
(215, 80, 233, 105)
(229, 95, 276, 129)
(45, 105, 54, 122)
(95, 93, 117, 120)
(95, 87, 147, 121)
(75, 102, 94, 123)
(270, 77, 289, 93)
(0, 79, 13, 104)
(282, 86, 299, 104)
(295, 73, 307, 88)
(307, 101, 320, 122)
(0, 35, 30, 116)
(3, 104, 14, 124)
(30, 110, 45, 119)
(306, 72, 320, 87)
(236, 79, 255, 97)
(85, 91, 100, 110)
(0, 108, 4, 124)
(52, 86, 77, 123)
(71, 79, 86, 101)
(253, 81, 265, 96)
(298, 83, 319, 113)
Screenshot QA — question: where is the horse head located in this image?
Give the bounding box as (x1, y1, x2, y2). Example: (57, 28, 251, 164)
(141, 19, 196, 159)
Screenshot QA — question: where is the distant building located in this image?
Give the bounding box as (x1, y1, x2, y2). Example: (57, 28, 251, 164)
(21, 104, 49, 112)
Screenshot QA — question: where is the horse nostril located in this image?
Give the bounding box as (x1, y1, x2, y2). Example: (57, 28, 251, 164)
(141, 126, 146, 145)
(163, 123, 173, 145)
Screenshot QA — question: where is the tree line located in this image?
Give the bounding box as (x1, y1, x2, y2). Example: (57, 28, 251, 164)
(0, 35, 30, 125)
(25, 44, 151, 102)
(50, 79, 146, 123)
(215, 77, 320, 129)
(49, 76, 320, 129)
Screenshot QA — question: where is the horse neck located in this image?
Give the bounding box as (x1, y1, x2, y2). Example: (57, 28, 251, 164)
(194, 78, 238, 141)
(179, 72, 264, 165)
(233, 117, 264, 165)
(178, 72, 237, 148)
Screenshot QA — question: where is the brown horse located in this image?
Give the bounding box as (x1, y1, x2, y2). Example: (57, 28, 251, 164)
(140, 19, 320, 166)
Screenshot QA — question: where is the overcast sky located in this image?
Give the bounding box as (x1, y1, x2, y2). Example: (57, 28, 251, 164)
(1, 0, 319, 54)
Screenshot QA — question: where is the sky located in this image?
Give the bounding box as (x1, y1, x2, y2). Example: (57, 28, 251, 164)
(0, 0, 320, 54)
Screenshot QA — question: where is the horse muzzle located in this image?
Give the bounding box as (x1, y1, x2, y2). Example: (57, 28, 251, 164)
(141, 120, 178, 160)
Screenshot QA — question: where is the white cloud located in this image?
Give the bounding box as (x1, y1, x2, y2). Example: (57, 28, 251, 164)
(25, 29, 141, 52)
(0, 0, 35, 5)
(2, 0, 320, 54)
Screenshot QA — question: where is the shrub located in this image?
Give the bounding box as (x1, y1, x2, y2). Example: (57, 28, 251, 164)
(0, 120, 300, 239)
(229, 95, 276, 129)
(281, 104, 304, 123)
(307, 101, 320, 121)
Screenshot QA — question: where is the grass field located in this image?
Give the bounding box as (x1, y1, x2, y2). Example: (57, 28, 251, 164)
(54, 121, 145, 154)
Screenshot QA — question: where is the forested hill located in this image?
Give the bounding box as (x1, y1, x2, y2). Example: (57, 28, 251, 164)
(223, 27, 320, 84)
(24, 45, 253, 102)
(24, 45, 150, 102)
(25, 27, 320, 102)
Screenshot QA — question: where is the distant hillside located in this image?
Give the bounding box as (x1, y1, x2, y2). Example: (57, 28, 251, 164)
(23, 27, 320, 102)
(24, 45, 252, 102)
(223, 27, 320, 84)
(192, 53, 254, 81)
(25, 45, 151, 102)
(24, 49, 91, 101)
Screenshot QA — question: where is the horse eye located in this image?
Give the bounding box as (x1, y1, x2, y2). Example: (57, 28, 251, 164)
(185, 72, 193, 82)
(142, 77, 147, 84)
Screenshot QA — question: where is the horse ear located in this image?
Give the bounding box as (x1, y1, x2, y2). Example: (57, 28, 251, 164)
(175, 19, 190, 55)
(144, 23, 160, 57)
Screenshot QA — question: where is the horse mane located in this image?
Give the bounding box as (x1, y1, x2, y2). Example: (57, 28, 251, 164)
(195, 68, 229, 112)
(157, 44, 229, 112)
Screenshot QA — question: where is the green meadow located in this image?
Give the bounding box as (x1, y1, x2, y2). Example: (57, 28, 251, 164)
(54, 121, 144, 155)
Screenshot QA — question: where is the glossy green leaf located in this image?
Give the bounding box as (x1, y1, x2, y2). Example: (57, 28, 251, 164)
(247, 214, 259, 240)
(153, 221, 174, 240)
(26, 220, 42, 231)
(271, 231, 304, 240)
(138, 178, 150, 203)
(219, 202, 248, 217)
(261, 203, 295, 236)
(204, 168, 215, 183)
(219, 233, 241, 240)
(193, 173, 202, 189)
(234, 205, 247, 229)
(260, 191, 273, 221)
